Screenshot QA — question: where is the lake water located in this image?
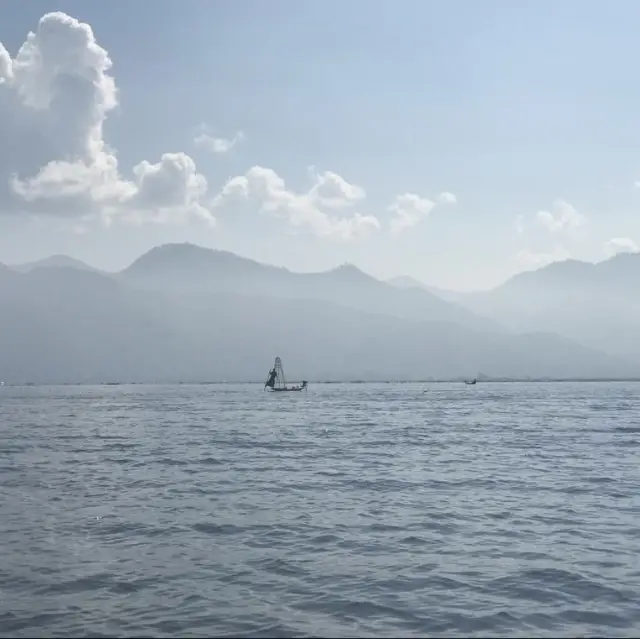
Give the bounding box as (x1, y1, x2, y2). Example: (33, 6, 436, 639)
(1, 382, 640, 637)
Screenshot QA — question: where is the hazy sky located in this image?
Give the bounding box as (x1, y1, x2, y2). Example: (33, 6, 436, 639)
(1, 0, 640, 290)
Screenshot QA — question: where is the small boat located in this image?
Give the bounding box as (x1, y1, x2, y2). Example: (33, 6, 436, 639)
(264, 356, 308, 392)
(464, 378, 477, 385)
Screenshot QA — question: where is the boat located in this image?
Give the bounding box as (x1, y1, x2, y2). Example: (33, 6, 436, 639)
(464, 378, 477, 385)
(264, 356, 308, 392)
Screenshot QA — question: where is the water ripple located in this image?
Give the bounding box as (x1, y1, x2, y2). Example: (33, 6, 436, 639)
(1, 381, 640, 637)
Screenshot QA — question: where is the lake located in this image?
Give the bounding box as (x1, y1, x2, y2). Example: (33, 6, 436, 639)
(1, 382, 639, 637)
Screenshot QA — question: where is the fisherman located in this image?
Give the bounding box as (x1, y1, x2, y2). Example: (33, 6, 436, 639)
(265, 368, 277, 389)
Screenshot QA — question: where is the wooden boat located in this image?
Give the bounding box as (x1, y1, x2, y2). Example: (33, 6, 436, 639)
(264, 356, 308, 392)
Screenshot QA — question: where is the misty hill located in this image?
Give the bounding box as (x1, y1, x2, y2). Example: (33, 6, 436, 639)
(387, 275, 465, 302)
(9, 254, 100, 274)
(459, 253, 640, 363)
(120, 243, 500, 332)
(0, 262, 636, 384)
(0, 263, 13, 286)
(388, 275, 428, 289)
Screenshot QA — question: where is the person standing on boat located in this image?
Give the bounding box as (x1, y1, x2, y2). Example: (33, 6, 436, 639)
(265, 368, 277, 389)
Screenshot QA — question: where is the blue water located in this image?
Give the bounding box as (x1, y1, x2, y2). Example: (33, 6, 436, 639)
(1, 382, 640, 637)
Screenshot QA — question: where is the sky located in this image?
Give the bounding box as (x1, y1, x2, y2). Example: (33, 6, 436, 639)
(1, 0, 640, 291)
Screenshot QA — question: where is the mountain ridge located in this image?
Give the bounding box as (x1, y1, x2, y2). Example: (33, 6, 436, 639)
(456, 251, 640, 364)
(117, 242, 505, 333)
(9, 247, 640, 294)
(9, 254, 101, 274)
(0, 250, 637, 384)
(6, 244, 640, 376)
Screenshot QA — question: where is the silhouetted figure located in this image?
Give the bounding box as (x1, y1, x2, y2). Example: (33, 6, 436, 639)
(265, 368, 277, 389)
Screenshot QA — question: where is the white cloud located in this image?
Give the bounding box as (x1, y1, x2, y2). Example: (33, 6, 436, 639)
(436, 191, 457, 205)
(194, 129, 245, 154)
(536, 199, 584, 233)
(0, 43, 13, 84)
(604, 237, 638, 258)
(388, 194, 432, 234)
(123, 153, 213, 226)
(212, 165, 379, 240)
(388, 191, 456, 235)
(306, 166, 366, 210)
(515, 199, 588, 268)
(0, 12, 213, 226)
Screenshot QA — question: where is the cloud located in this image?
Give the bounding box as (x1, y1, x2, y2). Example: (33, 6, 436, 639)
(212, 165, 379, 240)
(388, 191, 454, 235)
(0, 12, 213, 226)
(123, 153, 213, 225)
(536, 199, 584, 233)
(306, 166, 366, 210)
(194, 129, 245, 154)
(515, 199, 588, 268)
(436, 191, 457, 205)
(389, 194, 435, 234)
(604, 237, 638, 258)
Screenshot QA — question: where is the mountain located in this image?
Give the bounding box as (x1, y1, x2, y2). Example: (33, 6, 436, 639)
(0, 263, 13, 285)
(459, 253, 640, 363)
(388, 275, 429, 289)
(121, 243, 502, 333)
(9, 254, 100, 274)
(0, 258, 636, 384)
(387, 275, 465, 302)
(0, 267, 184, 384)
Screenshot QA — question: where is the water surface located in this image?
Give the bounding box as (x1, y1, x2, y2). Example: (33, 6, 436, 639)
(1, 382, 640, 637)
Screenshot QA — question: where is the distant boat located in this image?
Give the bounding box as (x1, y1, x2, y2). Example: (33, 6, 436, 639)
(464, 378, 477, 385)
(264, 357, 308, 392)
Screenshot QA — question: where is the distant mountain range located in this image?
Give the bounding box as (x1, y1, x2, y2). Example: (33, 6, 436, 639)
(8, 254, 101, 274)
(387, 275, 465, 302)
(458, 252, 640, 365)
(119, 243, 502, 333)
(1, 244, 637, 383)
